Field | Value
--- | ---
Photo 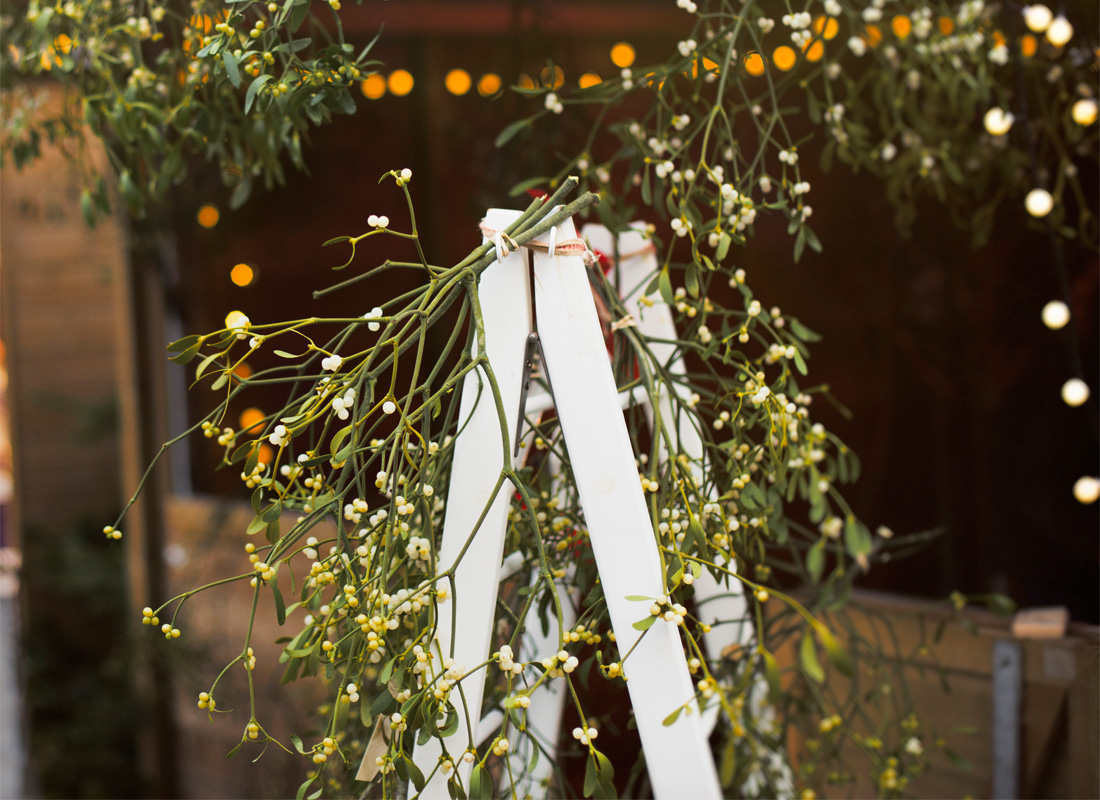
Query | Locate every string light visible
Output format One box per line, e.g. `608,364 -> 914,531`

360,74 -> 386,99
445,69 -> 471,96
1022,4 -> 1052,32
773,46 -> 796,71
983,108 -> 1014,136
1025,188 -> 1054,218
1071,98 -> 1098,127
1041,300 -> 1070,330
1045,15 -> 1073,47
1061,378 -> 1090,407
1073,476 -> 1100,504
477,73 -> 502,97
610,42 -> 635,69
387,69 -> 414,97
230,263 -> 255,287
197,203 -> 220,228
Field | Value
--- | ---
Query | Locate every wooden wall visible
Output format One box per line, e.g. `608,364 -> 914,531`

0,104 -> 127,542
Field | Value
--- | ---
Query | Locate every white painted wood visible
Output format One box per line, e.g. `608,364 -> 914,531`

531,216 -> 721,799
412,209 -> 534,795
582,223 -> 751,674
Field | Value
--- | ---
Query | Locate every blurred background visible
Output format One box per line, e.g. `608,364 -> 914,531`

1,1 -> 1096,798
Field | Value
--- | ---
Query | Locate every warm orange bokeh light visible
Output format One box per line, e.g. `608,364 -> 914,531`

388,69 -> 414,96
610,42 -> 636,68
1020,34 -> 1038,57
938,16 -> 954,35
239,407 -> 265,434
540,65 -> 564,89
444,68 -> 471,95
478,73 -> 502,96
773,46 -> 797,71
197,203 -> 220,228
864,24 -> 883,47
257,443 -> 275,465
578,72 -> 602,89
517,73 -> 536,90
744,52 -> 766,76
360,74 -> 386,99
230,263 -> 254,287
234,363 -> 253,380
813,15 -> 840,40
892,15 -> 912,38
804,40 -> 826,61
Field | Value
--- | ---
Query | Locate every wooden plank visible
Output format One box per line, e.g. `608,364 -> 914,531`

530,214 -> 720,799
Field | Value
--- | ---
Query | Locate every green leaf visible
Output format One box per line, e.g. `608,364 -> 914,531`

814,623 -> 853,676
632,615 -> 657,632
719,737 -> 736,786
658,267 -> 673,306
685,261 -> 699,298
272,582 -> 286,624
290,733 -> 307,754
223,50 -> 241,88
789,319 -> 822,342
369,690 -> 398,717
584,752 -> 600,797
403,756 -> 426,792
761,648 -> 782,702
843,517 -> 872,559
230,442 -> 253,464
662,706 -> 682,726
806,539 -> 825,584
469,765 -> 493,800
295,776 -> 315,800
330,425 -> 353,457
210,372 -> 230,391
800,633 -> 825,683
791,348 -> 808,375
195,351 -> 221,381
793,227 -> 807,263
168,341 -> 203,364
495,118 -> 532,148
379,656 -> 396,684
447,777 -> 467,800
273,37 -> 312,54
245,74 -> 273,114
715,232 -> 731,263
624,595 -> 651,602
247,514 -> 268,535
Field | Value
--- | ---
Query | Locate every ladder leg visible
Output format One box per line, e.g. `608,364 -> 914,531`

412,209 -> 534,796
532,220 -> 721,800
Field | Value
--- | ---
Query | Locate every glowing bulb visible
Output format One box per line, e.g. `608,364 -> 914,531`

444,69 -> 471,96
1041,300 -> 1070,330
230,263 -> 255,287
983,108 -> 1014,136
1071,98 -> 1098,127
1025,188 -> 1054,218
1073,476 -> 1100,504
610,42 -> 636,68
1045,15 -> 1073,46
1061,378 -> 1090,407
197,203 -> 220,228
1022,4 -> 1053,32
